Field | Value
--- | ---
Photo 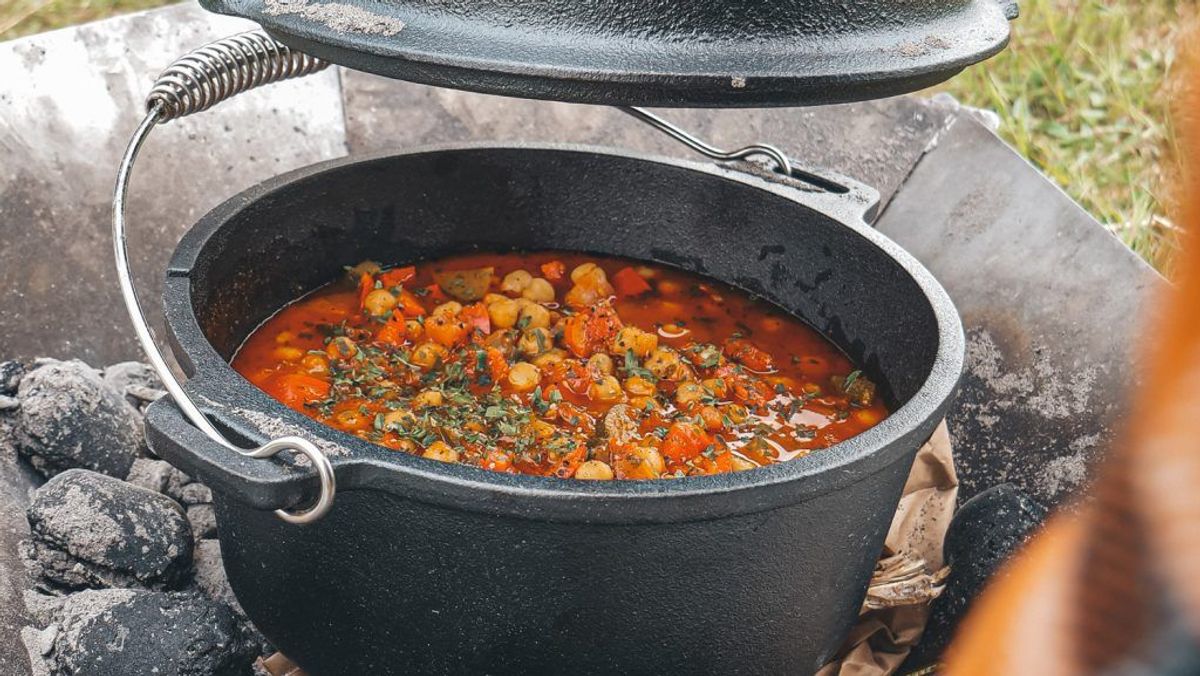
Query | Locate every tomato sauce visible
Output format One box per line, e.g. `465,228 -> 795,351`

232,252 -> 888,479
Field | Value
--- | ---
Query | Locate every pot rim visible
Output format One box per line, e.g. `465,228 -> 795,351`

162,142 -> 964,523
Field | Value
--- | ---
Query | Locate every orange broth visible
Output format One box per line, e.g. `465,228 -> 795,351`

232,252 -> 888,479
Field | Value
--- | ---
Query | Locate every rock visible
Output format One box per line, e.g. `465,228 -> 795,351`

0,395 -> 19,412
38,588 -> 256,676
179,482 -> 213,506
125,457 -> 191,499
0,360 -> 28,396
192,540 -> 239,613
102,362 -> 165,410
187,504 -> 218,540
14,360 -> 143,478
23,470 -> 193,592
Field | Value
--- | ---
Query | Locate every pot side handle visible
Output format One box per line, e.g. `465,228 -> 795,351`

144,397 -> 319,512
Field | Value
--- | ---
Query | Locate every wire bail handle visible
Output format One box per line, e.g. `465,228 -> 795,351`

115,31 -> 814,523
113,32 -> 334,524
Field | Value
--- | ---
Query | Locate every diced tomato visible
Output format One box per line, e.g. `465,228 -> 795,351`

485,347 -> 509,383
396,290 -> 426,317
724,338 -> 775,373
547,443 -> 587,479
612,266 -> 651,297
460,302 -> 491,335
267,372 -> 330,411
422,284 -> 448,302
562,314 -> 590,357
482,450 -> 513,473
378,266 -> 416,288
540,260 -> 566,282
586,304 -> 623,345
375,315 -> 408,346
660,422 -> 713,463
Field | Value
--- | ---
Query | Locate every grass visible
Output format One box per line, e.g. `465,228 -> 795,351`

0,0 -> 1189,274
934,0 -> 1189,275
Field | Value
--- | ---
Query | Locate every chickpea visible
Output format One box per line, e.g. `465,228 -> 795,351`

422,440 -> 459,463
645,348 -> 683,380
570,263 -> 598,283
629,395 -> 659,412
627,445 -> 666,477
272,346 -> 303,362
274,331 -> 295,345
518,327 -> 553,357
501,269 -> 533,294
325,336 -> 357,361
410,341 -> 448,369
301,353 -> 329,375
731,454 -> 759,472
425,314 -> 467,347
588,375 -> 624,403
405,319 -> 424,341
624,376 -> 657,397
611,326 -> 658,358
487,297 -> 521,329
575,459 -> 615,480
702,378 -> 729,399
483,293 -> 509,305
412,389 -> 444,409
854,409 -> 882,426
698,405 -> 724,431
657,279 -> 682,295
675,381 -> 706,407
382,409 -> 414,431
433,301 -> 463,317
530,419 -> 557,439
334,408 -> 370,431
586,353 -> 614,378
507,362 -> 541,392
518,303 -> 551,330
533,349 -> 568,368
522,278 -> 555,303
363,289 -> 398,317
564,283 -> 601,309
722,403 -> 750,424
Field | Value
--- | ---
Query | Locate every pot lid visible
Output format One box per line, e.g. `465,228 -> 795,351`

200,0 -> 1018,107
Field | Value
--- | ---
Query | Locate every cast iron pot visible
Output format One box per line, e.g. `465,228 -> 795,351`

144,144 -> 964,675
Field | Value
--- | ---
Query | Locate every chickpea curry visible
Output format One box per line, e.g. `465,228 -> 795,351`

233,253 -> 887,480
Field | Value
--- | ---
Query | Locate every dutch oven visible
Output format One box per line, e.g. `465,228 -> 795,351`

113,1 -> 1014,672
142,144 -> 964,674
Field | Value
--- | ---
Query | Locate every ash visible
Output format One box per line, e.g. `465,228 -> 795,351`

0,358 -> 271,675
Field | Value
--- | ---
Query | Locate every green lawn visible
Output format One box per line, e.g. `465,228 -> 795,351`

0,0 -> 1188,274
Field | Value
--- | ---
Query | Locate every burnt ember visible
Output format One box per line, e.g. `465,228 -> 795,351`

0,358 -> 270,675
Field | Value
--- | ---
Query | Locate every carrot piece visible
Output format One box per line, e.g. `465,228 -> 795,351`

378,266 -> 416,288
268,372 -> 331,411
724,338 -> 775,373
541,260 -> 566,282
562,314 -> 591,357
396,290 -> 426,317
357,273 -> 373,308
660,422 -> 713,463
422,284 -> 448,302
612,266 -> 651,297
460,302 -> 491,335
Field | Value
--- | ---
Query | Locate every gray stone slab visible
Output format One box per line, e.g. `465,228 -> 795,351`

340,69 -> 956,212
0,4 -> 347,365
0,422 -> 39,676
875,116 -> 1163,507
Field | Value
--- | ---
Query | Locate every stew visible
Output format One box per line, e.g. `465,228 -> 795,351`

233,252 -> 887,479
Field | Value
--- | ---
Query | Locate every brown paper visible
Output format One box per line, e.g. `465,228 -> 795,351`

817,421 -> 958,676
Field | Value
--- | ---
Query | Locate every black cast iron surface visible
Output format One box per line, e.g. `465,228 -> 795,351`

145,146 -> 963,674
200,0 -> 1017,107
